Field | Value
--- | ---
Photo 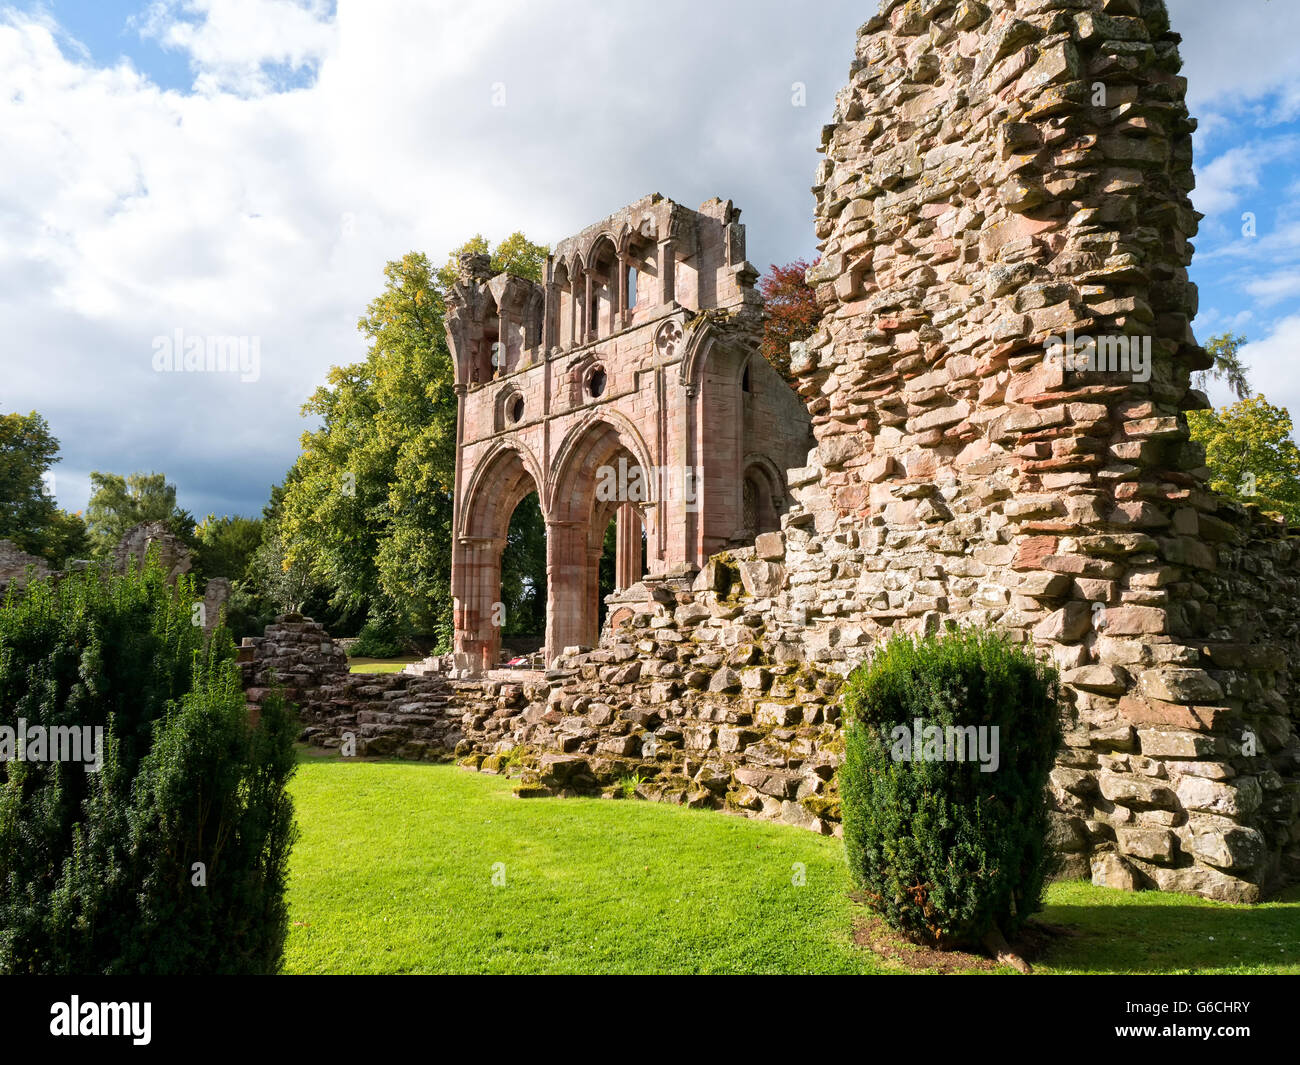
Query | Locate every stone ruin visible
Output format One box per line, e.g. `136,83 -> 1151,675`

0,540 -> 50,598
445,193 -> 811,670
112,520 -> 232,629
2,520 -> 230,631
111,519 -> 193,584
248,0 -> 1299,904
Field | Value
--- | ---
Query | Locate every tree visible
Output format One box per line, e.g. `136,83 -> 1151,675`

437,230 -> 549,289
250,524 -> 319,616
0,560 -> 298,974
500,493 -> 548,637
281,234 -> 548,645
840,628 -> 1061,948
193,514 -> 263,582
757,258 -> 821,383
85,471 -> 195,558
1187,394 -> 1300,523
0,409 -> 88,565
1194,332 -> 1252,400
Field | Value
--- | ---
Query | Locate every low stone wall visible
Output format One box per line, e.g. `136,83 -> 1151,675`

240,614 -> 468,760
453,575 -> 847,832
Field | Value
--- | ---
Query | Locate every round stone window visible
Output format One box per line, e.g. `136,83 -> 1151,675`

587,367 -> 607,399
508,394 -> 525,423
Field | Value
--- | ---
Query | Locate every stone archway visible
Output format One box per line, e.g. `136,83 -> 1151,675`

454,443 -> 545,671
547,417 -> 653,659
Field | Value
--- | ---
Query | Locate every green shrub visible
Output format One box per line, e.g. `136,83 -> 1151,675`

0,557 -> 298,973
840,627 -> 1062,947
348,611 -> 409,659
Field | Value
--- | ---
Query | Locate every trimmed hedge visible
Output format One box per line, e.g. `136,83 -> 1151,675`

0,558 -> 298,973
840,627 -> 1062,946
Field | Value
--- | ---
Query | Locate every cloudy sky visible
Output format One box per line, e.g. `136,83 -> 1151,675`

2,0 -> 1298,520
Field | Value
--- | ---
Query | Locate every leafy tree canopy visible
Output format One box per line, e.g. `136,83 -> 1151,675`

757,259 -> 820,384
280,234 -> 548,642
0,409 -> 89,566
1187,393 -> 1300,524
1194,332 -> 1251,400
85,471 -> 195,558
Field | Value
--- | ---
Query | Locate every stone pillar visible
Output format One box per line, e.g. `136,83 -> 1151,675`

658,239 -> 675,306
617,253 -> 629,330
584,271 -> 595,343
569,270 -> 580,349
545,520 -> 588,661
453,536 -> 503,672
543,280 -> 556,351
615,503 -> 641,590
585,541 -> 605,647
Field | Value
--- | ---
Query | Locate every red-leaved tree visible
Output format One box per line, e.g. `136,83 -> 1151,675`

758,258 -> 821,384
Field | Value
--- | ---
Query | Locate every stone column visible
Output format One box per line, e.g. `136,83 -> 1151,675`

658,239 -> 675,306
585,541 -> 605,647
543,280 -> 556,352
584,271 -> 595,343
569,270 -> 580,349
617,253 -> 629,330
452,535 -> 503,673
615,503 -> 641,590
545,520 -> 587,662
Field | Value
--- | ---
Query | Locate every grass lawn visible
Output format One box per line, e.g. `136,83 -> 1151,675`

347,655 -> 422,674
283,755 -> 1300,975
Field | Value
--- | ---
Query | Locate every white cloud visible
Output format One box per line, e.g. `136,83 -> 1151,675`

0,0 -> 862,517
1225,316 -> 1300,420
1190,134 -> 1299,217
1174,0 -> 1300,121
134,0 -> 336,95
1245,269 -> 1300,306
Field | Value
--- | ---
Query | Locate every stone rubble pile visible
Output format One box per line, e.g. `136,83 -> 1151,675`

240,615 -> 467,759
452,561 -> 846,832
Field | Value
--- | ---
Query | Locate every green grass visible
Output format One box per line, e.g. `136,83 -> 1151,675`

1035,880 -> 1300,974
347,655 -> 421,674
283,757 -> 1300,975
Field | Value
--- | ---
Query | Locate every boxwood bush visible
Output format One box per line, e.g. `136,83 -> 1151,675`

0,557 -> 298,973
840,627 -> 1062,947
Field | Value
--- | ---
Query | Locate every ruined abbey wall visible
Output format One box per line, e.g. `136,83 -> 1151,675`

253,0 -> 1300,905
763,0 -> 1300,902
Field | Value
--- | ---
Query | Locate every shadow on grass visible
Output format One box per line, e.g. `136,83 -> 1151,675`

1033,883 -> 1300,974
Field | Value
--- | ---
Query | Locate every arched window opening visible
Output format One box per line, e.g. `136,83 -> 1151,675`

499,491 -> 547,663
743,477 -> 758,537
742,466 -> 782,539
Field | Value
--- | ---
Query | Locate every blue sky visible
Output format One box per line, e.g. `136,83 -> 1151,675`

2,0 -> 1299,521
20,0 -> 193,90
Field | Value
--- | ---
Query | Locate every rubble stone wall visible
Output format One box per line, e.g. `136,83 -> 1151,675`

239,615 -> 468,759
